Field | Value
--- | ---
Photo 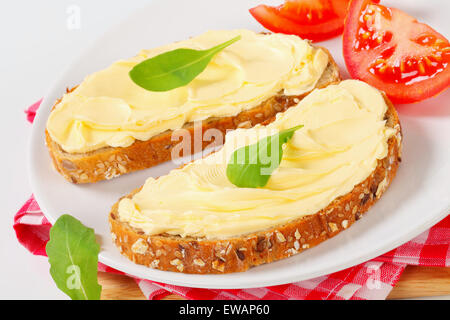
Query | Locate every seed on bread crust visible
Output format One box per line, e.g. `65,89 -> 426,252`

61,160 -> 77,171
328,222 -> 338,233
236,249 -> 245,261
117,164 -> 127,174
286,248 -> 298,256
170,259 -> 184,272
225,243 -> 233,255
342,220 -> 349,229
131,238 -> 148,255
193,259 -> 205,267
237,121 -> 252,129
256,236 -> 267,252
212,260 -> 225,272
275,231 -> 286,243
150,259 -> 160,268
376,177 -> 389,199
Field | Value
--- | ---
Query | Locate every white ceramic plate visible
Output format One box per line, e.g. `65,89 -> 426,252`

29,0 -> 450,289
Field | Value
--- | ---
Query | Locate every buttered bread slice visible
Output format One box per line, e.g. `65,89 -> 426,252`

109,80 -> 402,274
45,29 -> 339,183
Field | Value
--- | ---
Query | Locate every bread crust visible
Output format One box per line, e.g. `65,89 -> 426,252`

45,46 -> 340,184
109,93 -> 402,274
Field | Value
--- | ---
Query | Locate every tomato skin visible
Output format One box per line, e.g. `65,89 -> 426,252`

250,5 -> 341,42
343,0 -> 450,104
249,1 -> 351,42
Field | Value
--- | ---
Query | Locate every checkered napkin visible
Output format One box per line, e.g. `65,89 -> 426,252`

16,101 -> 449,300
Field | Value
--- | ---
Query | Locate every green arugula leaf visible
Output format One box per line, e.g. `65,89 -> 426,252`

46,214 -> 102,300
129,35 -> 241,92
226,125 -> 304,188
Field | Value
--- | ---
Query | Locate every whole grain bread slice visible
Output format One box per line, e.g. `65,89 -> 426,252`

45,46 -> 340,184
109,93 -> 402,274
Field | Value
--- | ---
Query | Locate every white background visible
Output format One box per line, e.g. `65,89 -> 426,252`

0,0 -> 448,299
0,0 -> 149,300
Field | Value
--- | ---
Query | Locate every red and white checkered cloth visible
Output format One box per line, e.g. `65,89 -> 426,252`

16,101 -> 449,300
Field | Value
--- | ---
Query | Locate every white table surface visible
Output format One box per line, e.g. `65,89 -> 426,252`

0,0 -> 149,300
0,0 -> 448,300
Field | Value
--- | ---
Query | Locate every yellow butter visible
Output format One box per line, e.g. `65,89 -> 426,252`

118,80 -> 397,240
46,30 -> 329,153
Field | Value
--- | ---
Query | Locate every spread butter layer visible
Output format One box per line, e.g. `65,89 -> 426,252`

118,80 -> 397,240
47,29 -> 329,153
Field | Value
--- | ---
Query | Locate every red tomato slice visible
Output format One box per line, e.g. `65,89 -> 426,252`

250,0 -> 352,42
343,0 -> 450,103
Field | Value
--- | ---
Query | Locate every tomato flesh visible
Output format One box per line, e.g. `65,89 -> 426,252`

343,0 -> 450,103
250,0 -> 351,42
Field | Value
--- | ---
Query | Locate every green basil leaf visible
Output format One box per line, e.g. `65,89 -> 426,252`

129,35 -> 241,92
226,125 -> 304,188
46,214 -> 102,300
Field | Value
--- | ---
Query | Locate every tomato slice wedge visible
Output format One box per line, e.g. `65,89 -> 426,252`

250,0 -> 352,42
343,0 -> 450,103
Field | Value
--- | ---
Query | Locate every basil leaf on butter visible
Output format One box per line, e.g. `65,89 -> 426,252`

226,125 -> 304,188
129,35 -> 241,92
46,214 -> 102,300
